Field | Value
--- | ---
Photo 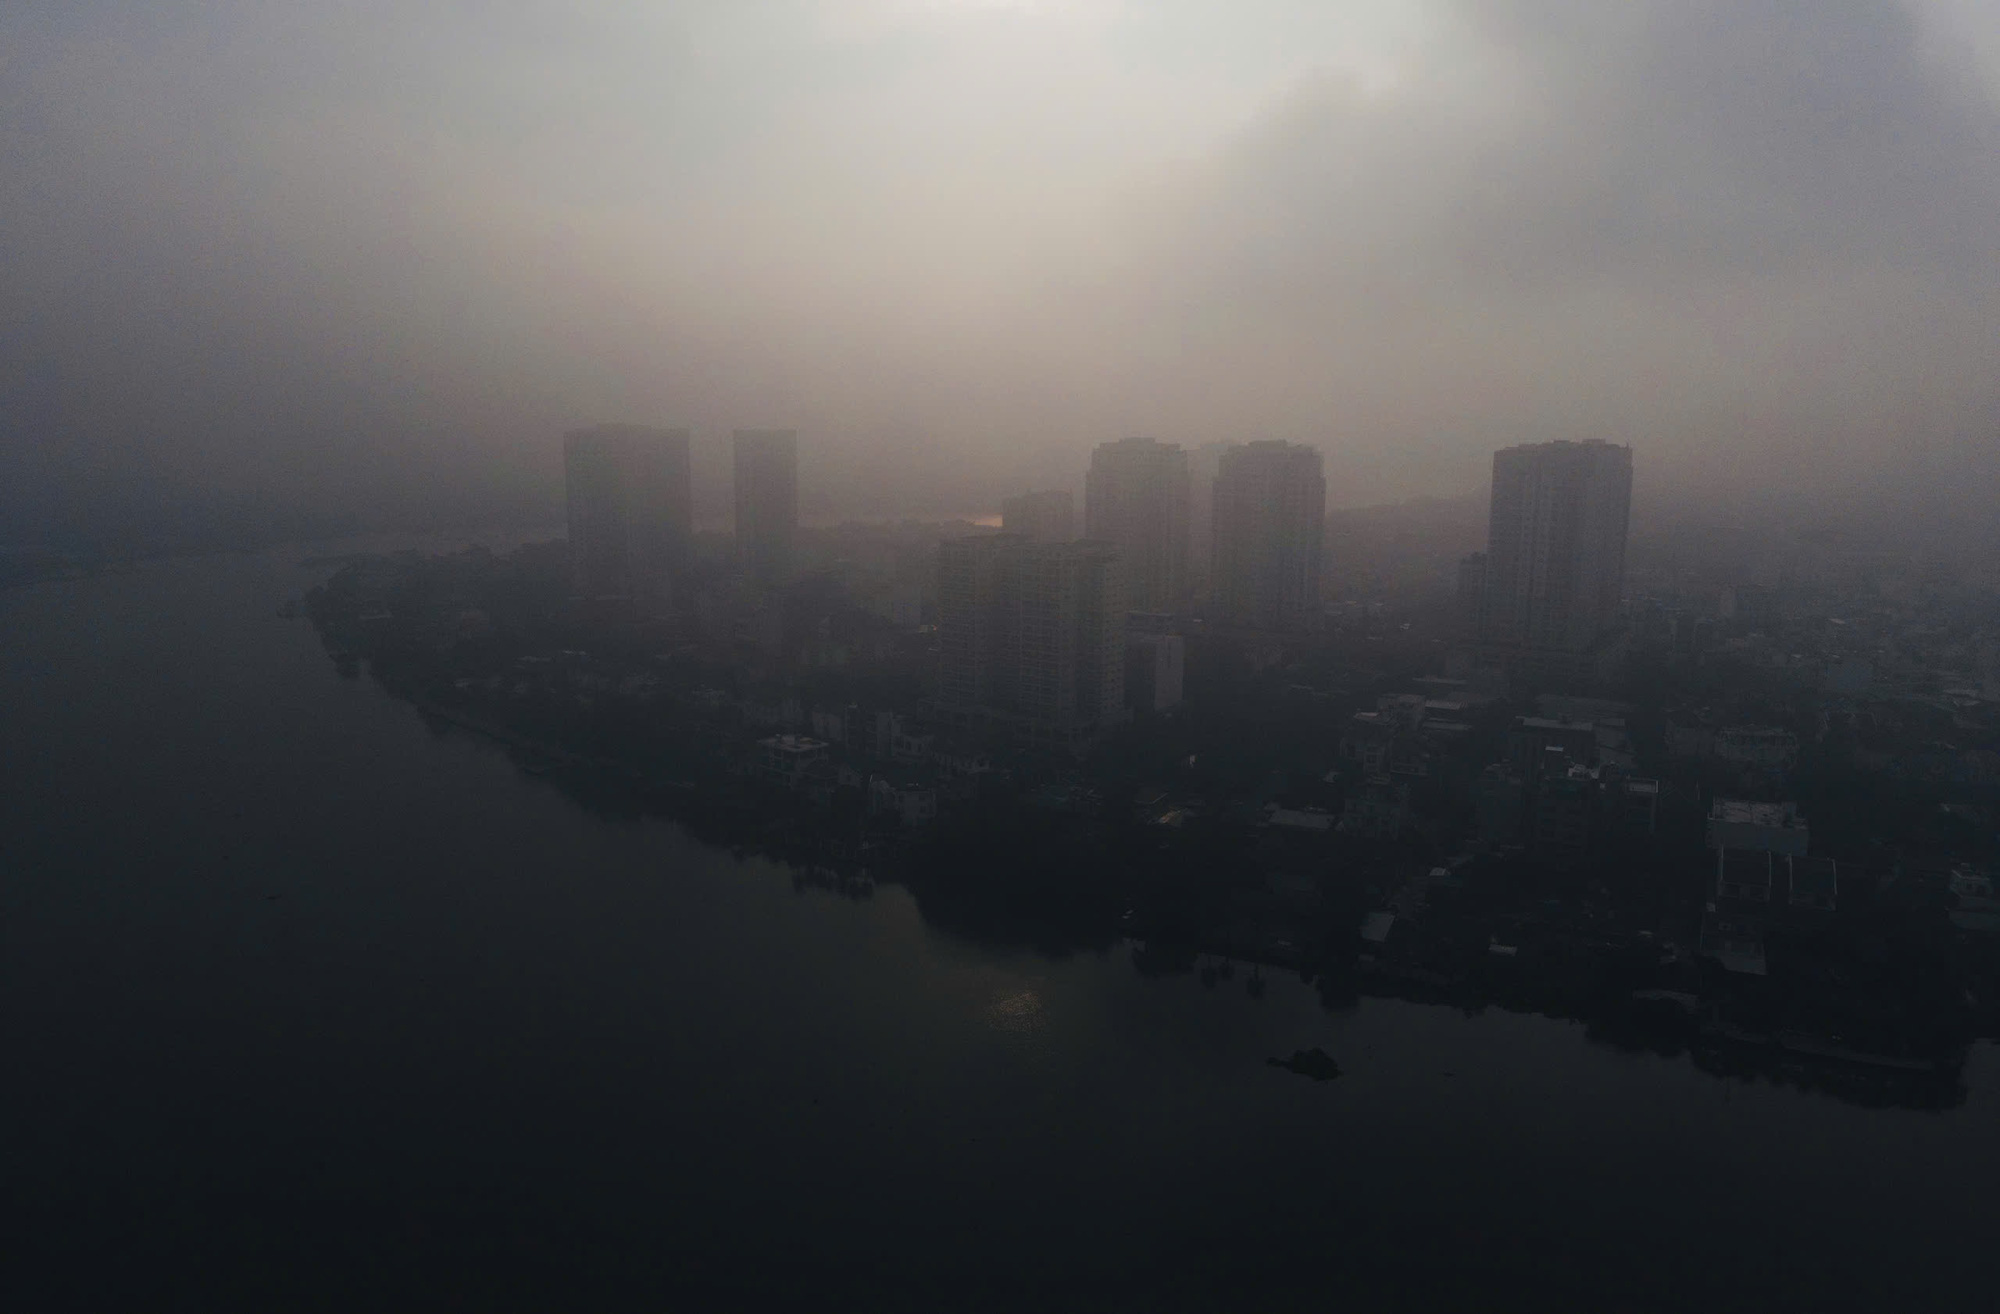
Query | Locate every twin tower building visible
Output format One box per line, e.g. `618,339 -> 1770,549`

563,425 -> 795,603
939,438 -> 1327,743
564,426 -> 1329,632
998,437 -> 1329,628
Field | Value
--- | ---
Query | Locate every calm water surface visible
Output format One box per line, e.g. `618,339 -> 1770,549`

3,547 -> 1995,1311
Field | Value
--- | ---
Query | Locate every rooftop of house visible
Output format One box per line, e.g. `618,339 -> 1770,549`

1266,805 -> 1334,832
1516,717 -> 1596,733
1710,799 -> 1804,827
760,735 -> 830,755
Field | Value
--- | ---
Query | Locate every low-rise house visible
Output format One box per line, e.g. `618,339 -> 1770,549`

868,775 -> 937,827
873,710 -> 935,763
1948,866 -> 2000,933
1025,781 -> 1102,815
891,726 -> 935,764
1338,777 -> 1409,839
931,745 -> 993,779
1263,805 -> 1333,833
1717,847 -> 1775,904
798,757 -> 843,806
1617,778 -> 1661,836
1533,765 -> 1595,867
1473,763 -> 1527,848
1727,849 -> 1837,916
756,735 -> 830,786
1714,725 -> 1799,780
1508,717 -> 1598,773
1341,693 -> 1463,778
1706,799 -> 1810,855
1666,713 -> 1718,760
743,691 -> 805,729
810,704 -> 861,745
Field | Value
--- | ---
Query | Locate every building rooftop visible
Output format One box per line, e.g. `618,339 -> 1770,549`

1517,716 -> 1596,733
1709,799 -> 1802,827
1717,724 -> 1799,741
759,735 -> 830,754
1266,805 -> 1334,832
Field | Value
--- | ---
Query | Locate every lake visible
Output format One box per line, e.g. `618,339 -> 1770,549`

3,545 -> 1994,1311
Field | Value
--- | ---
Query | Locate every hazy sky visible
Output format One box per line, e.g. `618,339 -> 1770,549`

5,0 -> 1999,533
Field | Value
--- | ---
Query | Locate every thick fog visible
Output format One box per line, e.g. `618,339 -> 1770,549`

5,0 -> 1999,543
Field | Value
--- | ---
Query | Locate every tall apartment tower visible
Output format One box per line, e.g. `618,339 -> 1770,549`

937,535 -> 1124,740
1475,439 -> 1633,654
1210,441 -> 1326,631
1186,441 -> 1230,602
1084,438 -> 1190,613
1000,490 -> 1075,543
563,424 -> 692,605
733,429 -> 799,587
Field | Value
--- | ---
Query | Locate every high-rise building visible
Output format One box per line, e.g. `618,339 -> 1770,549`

1084,438 -> 1190,613
1000,490 -> 1074,543
1474,440 -> 1632,655
1210,441 -> 1325,631
1186,441 -> 1230,603
733,429 -> 798,587
937,534 -> 1124,741
1125,631 -> 1185,713
937,536 -> 1008,714
563,424 -> 692,605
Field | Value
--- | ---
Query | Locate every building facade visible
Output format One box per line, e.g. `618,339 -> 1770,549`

1706,799 -> 1810,855
563,424 -> 692,606
1125,631 -> 1185,713
1084,438 -> 1190,613
1475,439 -> 1632,658
733,429 -> 799,587
1186,441 -> 1230,602
1210,441 -> 1326,631
1000,490 -> 1075,543
937,534 -> 1125,741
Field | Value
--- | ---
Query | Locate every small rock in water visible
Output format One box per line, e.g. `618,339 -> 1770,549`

1267,1048 -> 1343,1081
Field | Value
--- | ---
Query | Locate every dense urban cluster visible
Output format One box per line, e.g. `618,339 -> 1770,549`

304,427 -> 2000,1108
